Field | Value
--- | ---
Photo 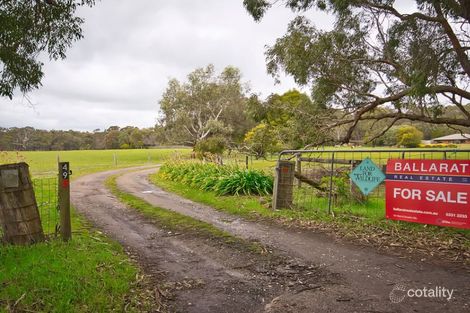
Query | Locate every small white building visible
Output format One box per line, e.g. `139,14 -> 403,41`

431,133 -> 470,144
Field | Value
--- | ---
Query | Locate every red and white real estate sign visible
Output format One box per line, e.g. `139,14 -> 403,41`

386,159 -> 470,229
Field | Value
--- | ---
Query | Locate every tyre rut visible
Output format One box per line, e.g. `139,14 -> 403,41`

114,167 -> 470,313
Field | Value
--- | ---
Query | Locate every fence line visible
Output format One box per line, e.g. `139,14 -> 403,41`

274,149 -> 470,217
33,177 -> 59,236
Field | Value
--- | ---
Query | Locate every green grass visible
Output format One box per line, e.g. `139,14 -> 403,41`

105,174 -> 263,253
150,171 -> 470,259
0,149 -> 193,313
223,146 -> 470,176
0,213 -> 150,313
0,148 -> 191,177
224,146 -> 470,223
152,173 -> 273,219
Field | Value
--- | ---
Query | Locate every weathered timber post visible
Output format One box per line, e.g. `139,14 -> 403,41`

0,163 -> 45,245
272,160 -> 295,210
58,162 -> 71,241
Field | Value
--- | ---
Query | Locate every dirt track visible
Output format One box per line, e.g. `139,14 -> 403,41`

72,166 -> 470,313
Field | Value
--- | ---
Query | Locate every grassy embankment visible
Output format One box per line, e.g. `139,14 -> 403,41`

150,147 -> 470,263
0,148 -> 190,312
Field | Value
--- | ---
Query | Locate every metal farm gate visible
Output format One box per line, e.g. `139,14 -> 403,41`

272,149 -> 470,219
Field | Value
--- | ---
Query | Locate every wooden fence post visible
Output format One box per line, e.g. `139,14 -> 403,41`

58,162 -> 71,241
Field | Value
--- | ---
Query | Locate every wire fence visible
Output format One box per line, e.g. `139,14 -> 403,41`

0,176 -> 59,241
215,150 -> 279,170
33,177 -> 59,236
276,149 -> 470,219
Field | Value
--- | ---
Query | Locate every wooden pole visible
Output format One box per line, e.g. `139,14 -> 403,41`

58,162 -> 71,241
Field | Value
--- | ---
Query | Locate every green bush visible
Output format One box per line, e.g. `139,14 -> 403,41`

396,125 -> 423,148
243,123 -> 282,159
194,136 -> 227,156
159,162 -> 273,196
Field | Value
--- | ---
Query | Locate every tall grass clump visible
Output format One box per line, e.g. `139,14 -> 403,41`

159,162 -> 273,196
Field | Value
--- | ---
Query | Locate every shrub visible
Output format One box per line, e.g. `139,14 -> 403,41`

214,169 -> 273,196
194,136 -> 227,156
396,125 -> 423,148
159,162 -> 273,196
243,123 -> 282,159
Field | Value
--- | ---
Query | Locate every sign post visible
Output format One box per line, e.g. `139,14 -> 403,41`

386,159 -> 469,229
58,162 -> 72,241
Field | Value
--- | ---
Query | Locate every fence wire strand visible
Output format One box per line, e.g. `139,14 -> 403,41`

277,149 -> 470,218
33,177 -> 59,236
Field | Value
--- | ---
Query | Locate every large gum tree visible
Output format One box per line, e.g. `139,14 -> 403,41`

158,64 -> 250,146
243,0 -> 470,143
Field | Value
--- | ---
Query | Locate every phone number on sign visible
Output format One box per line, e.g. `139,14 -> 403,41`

445,212 -> 468,219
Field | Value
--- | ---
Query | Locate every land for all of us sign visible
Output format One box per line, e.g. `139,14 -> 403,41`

386,159 -> 470,229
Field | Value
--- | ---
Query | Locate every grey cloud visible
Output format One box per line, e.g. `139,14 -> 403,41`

1,0 -> 332,131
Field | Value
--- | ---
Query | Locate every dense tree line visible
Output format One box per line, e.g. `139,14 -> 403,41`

156,65 -> 468,158
0,126 -> 162,151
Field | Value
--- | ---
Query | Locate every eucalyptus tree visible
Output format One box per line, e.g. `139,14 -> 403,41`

158,64 -> 250,146
243,0 -> 470,143
0,0 -> 96,98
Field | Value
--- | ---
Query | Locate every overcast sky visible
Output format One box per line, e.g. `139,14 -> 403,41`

0,0 -> 333,131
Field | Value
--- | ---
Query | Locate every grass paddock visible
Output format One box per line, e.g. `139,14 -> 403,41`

0,148 -> 192,312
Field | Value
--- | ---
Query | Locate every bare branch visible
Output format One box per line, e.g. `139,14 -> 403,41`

364,116 -> 400,144
442,93 -> 470,119
361,1 -> 444,23
432,85 -> 470,100
340,87 -> 413,142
